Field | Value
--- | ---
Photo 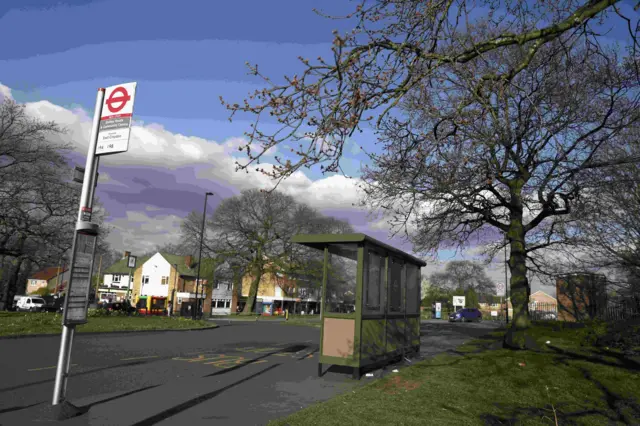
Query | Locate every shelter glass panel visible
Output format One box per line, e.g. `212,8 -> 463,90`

364,250 -> 384,313
388,257 -> 403,313
325,245 -> 358,314
405,263 -> 420,314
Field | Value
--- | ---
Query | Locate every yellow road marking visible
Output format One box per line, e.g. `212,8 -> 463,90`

28,364 -> 77,372
120,355 -> 159,361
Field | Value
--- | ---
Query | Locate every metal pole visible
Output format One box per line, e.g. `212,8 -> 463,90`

173,264 -> 178,316
127,267 -> 133,302
52,87 -> 104,406
94,254 -> 102,303
194,192 -> 212,320
505,232 -> 509,324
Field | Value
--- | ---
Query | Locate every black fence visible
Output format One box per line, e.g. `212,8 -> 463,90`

602,304 -> 640,322
530,302 -> 558,321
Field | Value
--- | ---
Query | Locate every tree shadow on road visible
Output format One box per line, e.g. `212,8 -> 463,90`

131,363 -> 281,426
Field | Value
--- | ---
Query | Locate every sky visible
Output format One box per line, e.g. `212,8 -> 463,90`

6,0 -> 635,296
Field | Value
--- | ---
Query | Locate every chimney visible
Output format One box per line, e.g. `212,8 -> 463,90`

185,255 -> 192,267
124,251 -> 131,260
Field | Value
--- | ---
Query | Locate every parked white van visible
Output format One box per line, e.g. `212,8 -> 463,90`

15,296 -> 47,312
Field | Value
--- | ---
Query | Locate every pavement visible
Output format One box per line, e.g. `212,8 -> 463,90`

0,319 -> 502,426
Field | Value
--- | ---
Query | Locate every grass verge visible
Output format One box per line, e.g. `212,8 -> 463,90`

0,311 -> 216,337
210,314 -> 321,327
269,321 -> 640,426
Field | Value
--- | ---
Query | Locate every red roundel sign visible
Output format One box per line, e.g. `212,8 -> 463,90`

105,86 -> 131,113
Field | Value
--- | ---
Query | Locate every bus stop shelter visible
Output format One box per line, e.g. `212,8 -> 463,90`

292,233 -> 426,379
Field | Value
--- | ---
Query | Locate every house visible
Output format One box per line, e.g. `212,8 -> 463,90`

26,267 -> 62,295
238,267 -> 321,315
100,251 -> 150,303
130,253 -> 213,316
211,280 -> 233,315
556,273 -> 607,322
529,290 -> 557,311
46,267 -> 70,295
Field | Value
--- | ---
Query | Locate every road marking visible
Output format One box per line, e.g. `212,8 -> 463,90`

120,355 -> 159,361
236,347 -> 278,354
28,364 -> 77,372
172,353 -> 269,369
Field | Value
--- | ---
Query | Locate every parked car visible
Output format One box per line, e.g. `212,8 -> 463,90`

449,308 -> 482,322
16,296 -> 47,312
533,311 -> 557,321
40,295 -> 64,313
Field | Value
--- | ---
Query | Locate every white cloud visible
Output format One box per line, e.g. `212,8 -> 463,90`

106,211 -> 183,254
11,87 -> 365,212
0,84 -> 12,103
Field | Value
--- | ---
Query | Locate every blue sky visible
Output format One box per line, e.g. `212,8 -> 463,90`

4,0 -> 634,293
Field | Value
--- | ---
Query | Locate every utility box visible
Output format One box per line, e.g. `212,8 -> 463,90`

292,233 -> 426,379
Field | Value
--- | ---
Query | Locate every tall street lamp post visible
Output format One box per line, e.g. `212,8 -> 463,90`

194,191 -> 214,320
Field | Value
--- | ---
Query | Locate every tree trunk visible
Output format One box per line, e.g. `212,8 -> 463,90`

242,261 -> 263,314
503,185 -> 536,350
2,257 -> 25,310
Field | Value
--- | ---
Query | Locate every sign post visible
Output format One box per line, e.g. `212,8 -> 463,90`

127,255 -> 136,302
96,83 -> 137,156
52,83 -> 137,415
453,296 -> 466,312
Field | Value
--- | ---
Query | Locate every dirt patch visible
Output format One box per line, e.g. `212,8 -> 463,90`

377,375 -> 421,395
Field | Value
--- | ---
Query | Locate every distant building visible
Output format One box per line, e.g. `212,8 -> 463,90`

100,251 -> 149,302
47,267 -> 70,295
26,267 -> 61,294
556,273 -> 607,322
238,267 -> 321,315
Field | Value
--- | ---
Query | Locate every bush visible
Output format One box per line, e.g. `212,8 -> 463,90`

594,317 -> 640,352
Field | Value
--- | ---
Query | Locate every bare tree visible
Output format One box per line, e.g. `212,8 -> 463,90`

361,39 -> 639,348
222,0 -> 639,186
221,2 -> 640,348
557,132 -> 640,307
430,261 -> 496,294
182,190 -> 354,314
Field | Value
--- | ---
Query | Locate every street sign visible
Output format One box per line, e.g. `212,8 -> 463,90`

96,82 -> 137,156
73,166 -> 99,186
127,255 -> 137,269
453,296 -> 465,307
62,224 -> 98,325
496,282 -> 506,296
81,206 -> 92,222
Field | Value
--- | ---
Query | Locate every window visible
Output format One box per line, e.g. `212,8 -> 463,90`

364,250 -> 384,313
325,244 -> 358,314
405,263 -> 420,314
161,276 -> 169,285
142,276 -> 149,285
112,275 -> 121,283
388,257 -> 403,313
214,299 -> 228,309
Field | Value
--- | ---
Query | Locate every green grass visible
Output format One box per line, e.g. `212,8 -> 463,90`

0,311 -> 216,337
269,321 -> 640,426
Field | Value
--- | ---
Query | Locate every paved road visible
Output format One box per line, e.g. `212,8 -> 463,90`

0,319 -> 501,425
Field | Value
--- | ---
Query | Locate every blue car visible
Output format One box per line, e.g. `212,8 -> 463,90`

449,308 -> 482,322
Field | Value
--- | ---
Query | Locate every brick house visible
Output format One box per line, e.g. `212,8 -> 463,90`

556,273 -> 607,322
237,267 -> 321,315
26,267 -> 61,295
529,290 -> 557,310
46,267 -> 70,295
